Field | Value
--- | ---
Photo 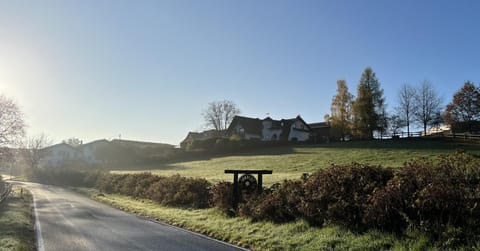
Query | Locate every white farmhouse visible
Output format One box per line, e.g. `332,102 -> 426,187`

227,115 -> 312,142
39,143 -> 82,168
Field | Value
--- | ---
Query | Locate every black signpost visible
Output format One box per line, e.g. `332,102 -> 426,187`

224,169 -> 273,210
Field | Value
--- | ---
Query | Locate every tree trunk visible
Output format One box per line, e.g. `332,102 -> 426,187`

407,121 -> 410,137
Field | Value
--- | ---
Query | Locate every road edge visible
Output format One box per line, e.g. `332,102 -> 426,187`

75,189 -> 250,251
30,191 -> 45,251
142,215 -> 250,251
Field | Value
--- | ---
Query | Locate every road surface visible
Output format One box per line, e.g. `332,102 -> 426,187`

14,182 -> 246,251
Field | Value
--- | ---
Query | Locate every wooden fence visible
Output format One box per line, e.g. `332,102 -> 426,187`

377,131 -> 423,140
444,133 -> 480,140
377,131 -> 480,141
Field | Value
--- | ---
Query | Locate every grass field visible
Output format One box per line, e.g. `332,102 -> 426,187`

113,138 -> 480,185
0,186 -> 35,251
76,188 -> 469,251
83,139 -> 480,250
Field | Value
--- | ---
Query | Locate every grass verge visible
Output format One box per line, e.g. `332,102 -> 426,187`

75,187 -> 449,251
0,186 -> 35,251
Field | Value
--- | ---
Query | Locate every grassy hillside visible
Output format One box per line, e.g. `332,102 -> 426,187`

113,138 -> 480,185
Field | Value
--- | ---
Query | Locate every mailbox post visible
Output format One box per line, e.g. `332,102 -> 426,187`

224,169 -> 273,210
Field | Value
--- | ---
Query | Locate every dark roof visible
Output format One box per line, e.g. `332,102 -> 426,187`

309,122 -> 330,129
181,130 -> 226,143
275,116 -> 309,138
111,139 -> 174,148
228,115 -> 312,139
293,115 -> 312,131
80,139 -> 109,147
227,116 -> 263,135
41,143 -> 80,152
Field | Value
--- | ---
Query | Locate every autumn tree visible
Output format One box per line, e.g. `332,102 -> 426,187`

413,80 -> 442,135
330,80 -> 353,141
202,100 -> 240,130
396,84 -> 415,137
352,67 -> 386,139
444,81 -> 480,132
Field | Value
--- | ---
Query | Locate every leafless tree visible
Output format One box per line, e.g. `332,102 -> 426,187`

396,84 -> 415,137
389,114 -> 406,136
202,100 -> 240,130
64,137 -> 82,147
0,95 -> 25,148
22,134 -> 52,169
413,80 -> 442,135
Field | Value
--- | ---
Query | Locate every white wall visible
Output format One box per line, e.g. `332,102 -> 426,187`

262,128 -> 282,141
288,120 -> 310,141
81,141 -> 109,164
39,145 -> 81,168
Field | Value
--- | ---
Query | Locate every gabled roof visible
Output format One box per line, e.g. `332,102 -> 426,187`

182,130 -> 226,143
228,115 -> 312,138
80,139 -> 109,148
42,143 -> 80,152
111,139 -> 174,149
277,116 -> 311,138
291,115 -> 312,131
227,116 -> 263,135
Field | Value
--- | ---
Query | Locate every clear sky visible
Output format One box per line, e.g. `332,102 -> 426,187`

0,0 -> 479,145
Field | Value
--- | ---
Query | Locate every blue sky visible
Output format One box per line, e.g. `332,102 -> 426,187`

0,0 -> 479,145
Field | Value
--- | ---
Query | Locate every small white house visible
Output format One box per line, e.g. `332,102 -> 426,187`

39,143 -> 82,168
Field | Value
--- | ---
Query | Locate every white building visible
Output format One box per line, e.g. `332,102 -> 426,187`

39,143 -> 82,168
227,115 -> 312,142
79,139 -> 110,164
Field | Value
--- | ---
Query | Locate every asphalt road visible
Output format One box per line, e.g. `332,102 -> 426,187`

14,182 -> 246,251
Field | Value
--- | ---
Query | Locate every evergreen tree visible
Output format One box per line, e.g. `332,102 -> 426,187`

330,80 -> 353,141
352,67 -> 385,139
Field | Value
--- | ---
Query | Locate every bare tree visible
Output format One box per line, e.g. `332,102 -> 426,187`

396,84 -> 415,137
0,95 -> 25,148
413,80 -> 442,135
22,134 -> 52,169
64,137 -> 82,147
202,100 -> 240,130
389,114 -> 406,136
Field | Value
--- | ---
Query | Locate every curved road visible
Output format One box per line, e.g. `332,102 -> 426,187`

14,182 -> 246,251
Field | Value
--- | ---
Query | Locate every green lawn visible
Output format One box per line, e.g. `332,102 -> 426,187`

113,138 -> 480,185
84,139 -> 480,250
0,186 -> 35,251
